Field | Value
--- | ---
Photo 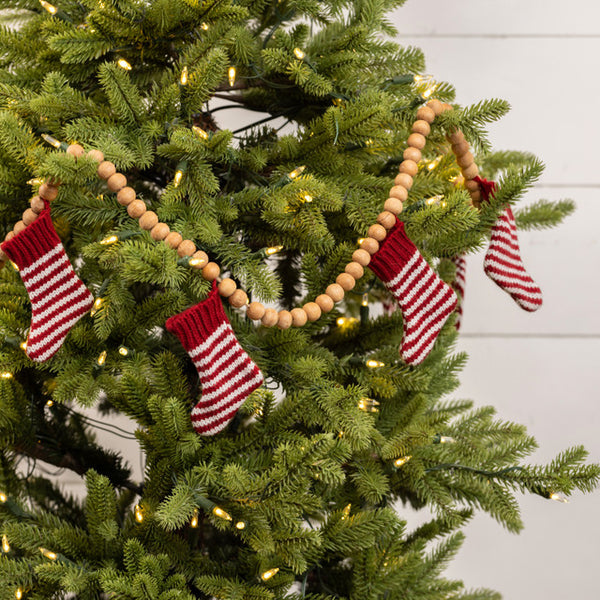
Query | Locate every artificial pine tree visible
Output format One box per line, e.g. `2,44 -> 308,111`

0,1 -> 597,599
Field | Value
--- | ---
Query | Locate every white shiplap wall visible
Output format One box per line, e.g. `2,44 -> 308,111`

391,1 -> 600,598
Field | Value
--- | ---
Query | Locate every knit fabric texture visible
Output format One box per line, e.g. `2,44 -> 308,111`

450,254 -> 467,330
369,219 -> 457,365
1,209 -> 93,362
166,282 -> 263,436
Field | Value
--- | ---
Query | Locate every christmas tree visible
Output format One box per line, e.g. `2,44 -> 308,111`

0,1 -> 597,599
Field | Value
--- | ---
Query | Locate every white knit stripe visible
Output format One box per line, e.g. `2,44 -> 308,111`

194,405 -> 244,436
32,285 -> 90,322
199,362 -> 260,403
21,252 -> 70,289
188,322 -> 230,358
27,310 -> 88,353
400,270 -> 438,317
386,250 -> 420,290
484,256 -> 539,280
29,295 -> 93,339
19,244 -> 64,277
193,343 -> 243,379
395,253 -> 428,297
190,328 -> 240,368
402,288 -> 457,344
487,280 -> 542,300
483,271 -> 542,293
513,297 -> 542,311
491,229 -> 519,248
29,336 -> 64,363
197,351 -> 252,391
484,246 -> 526,266
27,267 -> 73,302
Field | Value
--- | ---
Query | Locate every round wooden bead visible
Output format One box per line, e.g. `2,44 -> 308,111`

399,160 -> 418,177
325,283 -> 345,303
441,102 -> 453,112
412,120 -> 431,136
97,161 -> 116,180
5,231 -> 15,242
0,250 -> 6,262
261,308 -> 279,327
107,173 -> 127,192
367,223 -> 386,242
394,173 -> 413,190
303,302 -> 322,322
218,278 -> 237,298
30,196 -> 45,214
139,211 -> 159,230
315,294 -> 334,313
389,185 -> 408,202
14,221 -> 26,234
39,183 -> 58,202
150,223 -> 170,241
403,147 -> 422,163
448,129 -> 465,145
177,240 -> 196,257
247,302 -> 266,320
377,210 -> 396,230
451,140 -> 470,156
290,307 -> 308,327
87,149 -> 104,163
229,289 -> 248,308
416,106 -> 435,123
359,237 -> 379,255
117,187 -> 136,206
464,179 -> 480,192
164,231 -> 183,249
66,143 -> 85,158
352,248 -> 371,267
191,250 -> 208,268
127,199 -> 146,219
22,208 -> 37,226
384,197 -> 403,215
456,152 -> 474,168
407,133 -> 426,150
427,99 -> 444,115
462,163 -> 479,179
277,310 -> 293,329
202,262 -> 220,281
345,261 -> 364,280
469,190 -> 482,205
336,272 -> 355,291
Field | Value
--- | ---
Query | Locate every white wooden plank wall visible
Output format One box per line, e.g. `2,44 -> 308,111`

392,1 -> 600,598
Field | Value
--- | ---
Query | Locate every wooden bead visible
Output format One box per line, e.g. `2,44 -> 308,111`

325,283 -> 345,303
218,278 -> 237,298
87,149 -> 104,163
360,238 -> 379,254
464,179 -> 480,192
117,187 -> 136,206
336,272 -> 355,291
303,302 -> 322,322
462,163 -> 479,179
377,210 -> 396,230
30,196 -> 45,213
164,231 -> 183,249
247,302 -> 266,320
5,231 -> 15,242
261,308 -> 279,327
139,211 -> 158,230
22,208 -> 37,226
403,147 -> 422,163
469,190 -> 481,205
389,185 -> 408,202
345,261 -> 364,280
384,197 -> 403,215
177,240 -> 196,257
407,133 -> 426,150
97,161 -> 116,180
394,172 -> 413,190
290,307 -> 308,327
127,199 -> 146,219
456,152 -> 474,169
427,99 -> 444,115
202,262 -> 220,281
66,143 -> 85,158
352,248 -> 371,266
441,102 -> 453,112
107,173 -> 127,192
277,310 -> 293,329
229,289 -> 248,308
448,129 -> 465,145
367,223 -> 386,242
150,223 -> 170,241
451,140 -> 470,156
13,221 -> 26,234
412,120 -> 431,136
315,294 -> 334,313
39,183 -> 58,202
0,250 -> 6,262
416,106 -> 435,123
191,250 -> 208,268
399,160 -> 418,177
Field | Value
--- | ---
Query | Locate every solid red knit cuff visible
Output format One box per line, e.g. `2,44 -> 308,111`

165,281 -> 227,352
368,219 -> 418,282
1,209 -> 61,269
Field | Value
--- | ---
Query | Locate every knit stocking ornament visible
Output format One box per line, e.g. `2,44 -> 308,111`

165,282 -> 263,435
477,176 -> 543,312
1,208 -> 94,362
450,254 -> 467,330
369,219 -> 458,365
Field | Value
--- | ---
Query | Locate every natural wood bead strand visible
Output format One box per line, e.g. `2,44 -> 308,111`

290,307 -> 308,327
177,240 -> 196,257
229,289 -> 248,308
427,99 -> 444,115
107,173 -> 127,192
5,231 -> 14,242
384,197 -> 403,215
261,308 -> 279,327
389,185 -> 408,202
412,120 -> 431,136
462,163 -> 478,180
325,283 -> 345,302
303,302 -> 321,321
87,149 -> 104,163
218,278 -> 237,297
352,248 -> 371,266
336,272 -> 355,291
117,187 -> 136,206
150,223 -> 170,240
398,160 -> 418,176
13,221 -> 26,234
403,147 -> 421,163
464,179 -> 479,193
407,133 -> 426,150
277,310 -> 293,329
39,183 -> 59,202
377,210 -> 396,229
66,144 -> 85,158
98,161 -> 116,180
164,231 -> 183,249
359,237 -> 379,255
345,262 -> 364,280
456,152 -> 474,168
448,129 -> 465,145
139,211 -> 159,230
394,173 -> 413,190
30,196 -> 45,213
367,224 -> 386,242
202,262 -> 220,281
22,208 -> 37,226
314,294 -> 333,312
127,200 -> 146,218
191,250 -> 208,268
416,105 -> 435,123
247,302 -> 266,321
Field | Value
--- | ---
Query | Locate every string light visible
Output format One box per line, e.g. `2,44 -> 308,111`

2,534 -> 10,553
293,48 -> 305,59
134,504 -> 144,522
288,165 -> 306,179
201,22 -> 209,30
212,506 -> 232,521
437,435 -> 456,444
192,125 -> 209,140
261,568 -> 279,581
393,456 -> 412,467
9,261 -> 18,271
180,66 -> 188,85
228,66 -> 236,87
0,372 -> 13,379
336,317 -> 358,328
332,98 -> 343,106
90,297 -> 104,317
427,156 -> 442,171
45,399 -> 54,407
97,350 -> 107,366
15,588 -> 23,600
190,508 -> 199,528
173,169 -> 184,187
27,178 -> 44,186
265,245 -> 284,256
358,397 -> 380,413
100,235 -> 118,245
302,193 -> 313,203
117,58 -> 132,71
39,0 -> 58,14
39,547 -> 57,560
357,237 -> 366,245
19,340 -> 27,351
413,74 -> 433,85
364,139 -> 374,147
549,492 -> 569,504
425,195 -> 444,206
188,257 -> 203,267
235,521 -> 246,530
361,293 -> 369,307
341,504 -> 351,520
365,359 -> 385,368
118,346 -> 129,356
0,492 -> 6,503
41,134 -> 61,148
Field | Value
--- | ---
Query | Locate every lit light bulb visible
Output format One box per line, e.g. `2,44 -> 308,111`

117,58 -> 132,71
212,506 -> 232,521
413,74 -> 433,85
357,238 -> 366,245
438,436 -> 456,444
427,156 -> 442,171
293,48 -> 305,59
41,134 -> 61,148
365,359 -> 384,368
2,534 -> 10,553
394,455 -> 412,467
358,397 -> 380,413
549,492 -> 569,504
20,340 -> 27,351
302,193 -> 313,203
39,547 -> 57,560
332,98 -> 343,106
9,261 -> 18,271
336,317 -> 358,329
425,195 -> 444,206
173,170 -> 183,187
190,508 -> 199,528
228,66 -> 236,87
90,297 -> 104,317
288,165 -> 306,179
188,257 -> 203,267
192,125 -> 209,140
97,350 -> 107,366
118,346 -> 129,356
15,588 -> 23,600
0,492 -> 6,503
261,568 -> 279,581
341,504 -> 351,520
134,504 -> 144,522
45,399 -> 54,407
180,66 -> 188,85
235,521 -> 246,530
265,245 -> 283,256
27,178 -> 44,186
364,139 -> 374,147
39,0 -> 58,14
201,22 -> 209,30
100,235 -> 119,245
0,372 -> 13,379
361,293 -> 369,307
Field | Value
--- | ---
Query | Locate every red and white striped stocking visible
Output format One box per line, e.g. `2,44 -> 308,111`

1,208 -> 94,362
369,219 -> 457,365
166,282 -> 263,435
450,254 -> 467,330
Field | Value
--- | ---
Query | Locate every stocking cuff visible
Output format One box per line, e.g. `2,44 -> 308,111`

1,209 -> 61,270
368,219 -> 418,283
165,282 -> 227,352
474,176 -> 497,203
